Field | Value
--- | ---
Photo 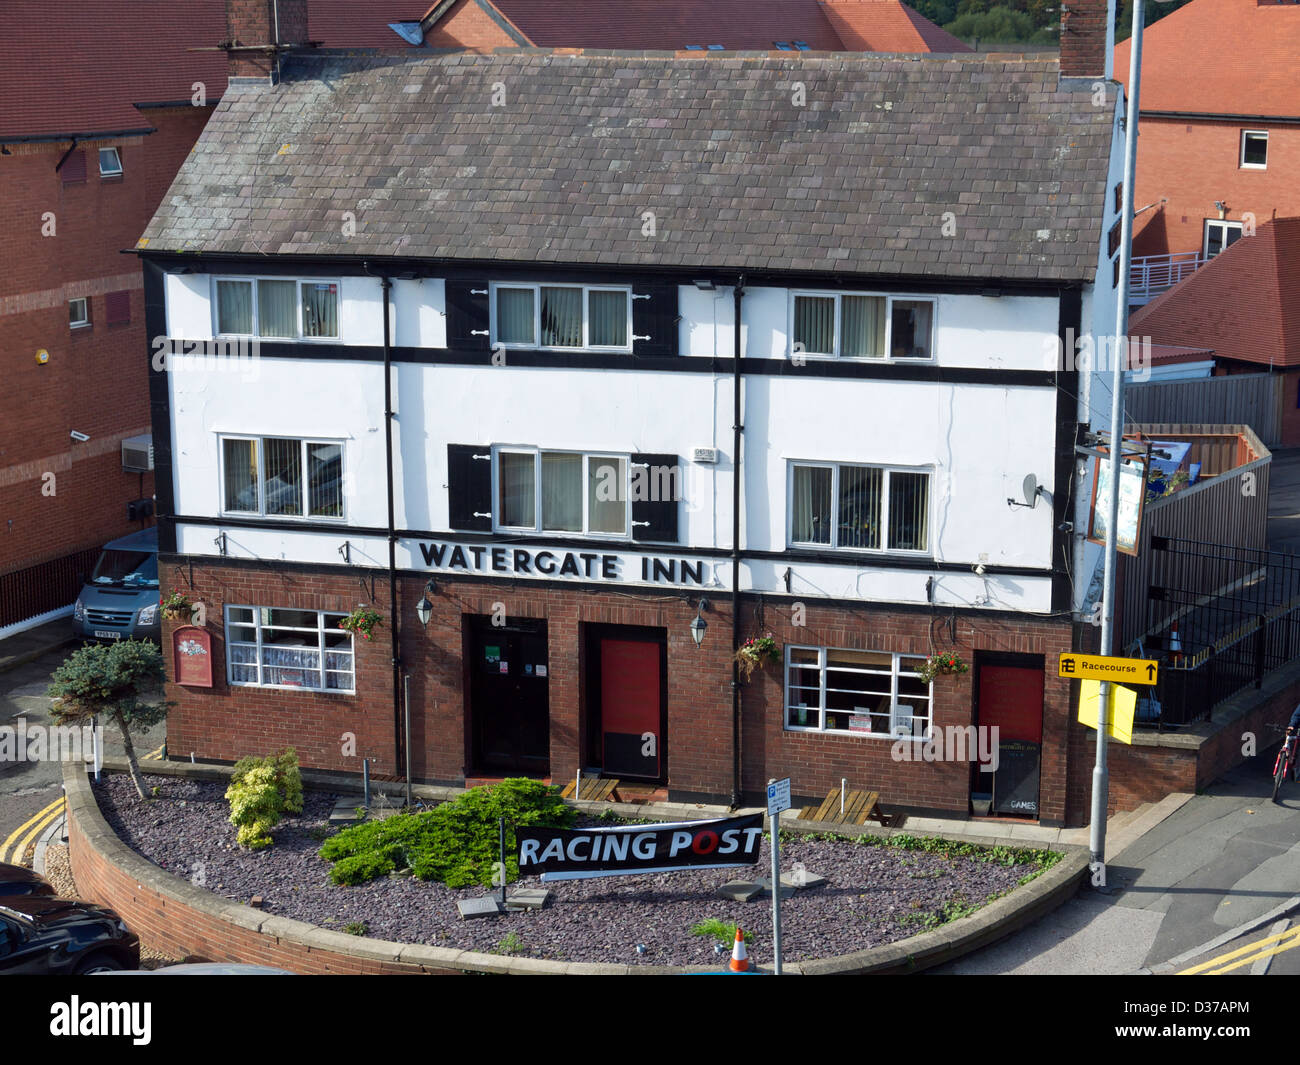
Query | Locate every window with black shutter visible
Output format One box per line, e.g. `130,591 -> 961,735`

445,279 -> 490,351
447,444 -> 492,530
631,453 -> 680,543
105,291 -> 131,324
631,281 -> 679,357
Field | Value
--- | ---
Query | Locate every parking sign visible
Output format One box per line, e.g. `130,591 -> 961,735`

767,777 -> 791,816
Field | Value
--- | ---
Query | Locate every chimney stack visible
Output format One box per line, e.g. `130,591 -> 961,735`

226,0 -> 309,82
1059,0 -> 1115,81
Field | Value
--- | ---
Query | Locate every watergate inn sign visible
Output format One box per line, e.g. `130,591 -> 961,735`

416,541 -> 714,587
517,814 -> 765,881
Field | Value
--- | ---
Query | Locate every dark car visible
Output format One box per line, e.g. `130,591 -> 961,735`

0,896 -> 139,974
0,863 -> 56,898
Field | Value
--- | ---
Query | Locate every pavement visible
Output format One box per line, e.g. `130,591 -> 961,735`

0,616 -> 79,677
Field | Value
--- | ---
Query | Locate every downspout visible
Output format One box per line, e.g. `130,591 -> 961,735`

379,273 -> 404,778
731,277 -> 746,808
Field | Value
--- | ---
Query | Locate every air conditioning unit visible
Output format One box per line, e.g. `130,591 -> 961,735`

122,433 -> 154,472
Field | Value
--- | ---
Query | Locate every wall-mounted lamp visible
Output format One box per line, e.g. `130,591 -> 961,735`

689,597 -> 710,647
416,578 -> 437,625
693,280 -> 716,291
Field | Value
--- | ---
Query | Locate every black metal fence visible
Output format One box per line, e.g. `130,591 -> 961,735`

1134,536 -> 1300,727
0,546 -> 102,629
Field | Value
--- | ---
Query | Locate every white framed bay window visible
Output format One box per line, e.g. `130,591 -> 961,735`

786,646 -> 931,737
789,461 -> 931,553
490,283 -> 632,351
495,448 -> 629,536
220,435 -> 344,519
789,290 -> 935,360
213,277 -> 340,339
226,606 -> 354,692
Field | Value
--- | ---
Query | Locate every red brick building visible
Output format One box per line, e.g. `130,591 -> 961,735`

1115,0 -> 1300,261
0,1 -> 438,632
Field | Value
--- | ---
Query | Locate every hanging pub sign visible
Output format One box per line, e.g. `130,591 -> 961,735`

1086,449 -> 1148,557
172,626 -> 213,687
517,814 -> 765,882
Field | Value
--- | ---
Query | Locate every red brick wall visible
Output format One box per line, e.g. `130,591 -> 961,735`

0,111 -> 206,579
164,560 -> 1109,822
1131,119 -> 1300,259
426,0 -> 521,50
1059,0 -> 1108,79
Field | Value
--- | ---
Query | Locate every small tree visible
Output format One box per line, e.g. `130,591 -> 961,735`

47,640 -> 169,800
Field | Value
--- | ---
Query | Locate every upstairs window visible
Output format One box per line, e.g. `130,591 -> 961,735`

1240,130 -> 1268,169
221,436 -> 344,519
491,284 -> 631,351
98,147 -> 123,177
1203,219 -> 1244,259
496,448 -> 629,536
790,461 -> 931,553
69,297 -> 90,328
790,291 -> 934,360
214,278 -> 339,339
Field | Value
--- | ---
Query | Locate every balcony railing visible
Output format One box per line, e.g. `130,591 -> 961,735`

1130,252 -> 1204,305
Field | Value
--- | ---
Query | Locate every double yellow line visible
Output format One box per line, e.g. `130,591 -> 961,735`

1,795 -> 66,867
1180,923 -> 1300,975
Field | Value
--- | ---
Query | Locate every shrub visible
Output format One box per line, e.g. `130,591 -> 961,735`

225,748 -> 304,849
320,777 -> 576,888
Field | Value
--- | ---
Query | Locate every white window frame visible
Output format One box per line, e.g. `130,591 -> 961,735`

787,460 -> 932,554
1240,129 -> 1268,170
98,147 -> 122,177
212,276 -> 341,340
1203,219 -> 1245,259
225,605 -> 354,693
787,290 -> 936,361
488,283 -> 633,353
784,645 -> 931,739
492,446 -> 631,538
218,434 -> 346,521
69,297 -> 90,328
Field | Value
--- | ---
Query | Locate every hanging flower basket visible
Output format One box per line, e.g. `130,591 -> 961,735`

161,591 -> 192,622
916,651 -> 969,685
338,606 -> 383,642
733,632 -> 781,681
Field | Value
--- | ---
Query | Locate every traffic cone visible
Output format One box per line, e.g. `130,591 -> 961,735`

728,928 -> 749,972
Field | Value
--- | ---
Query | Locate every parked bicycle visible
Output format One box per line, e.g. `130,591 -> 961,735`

1270,722 -> 1299,803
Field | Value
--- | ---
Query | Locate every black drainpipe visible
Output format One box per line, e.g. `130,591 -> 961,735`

730,276 -> 745,808
377,271 -> 404,777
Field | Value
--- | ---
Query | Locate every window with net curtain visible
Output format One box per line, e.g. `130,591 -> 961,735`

791,463 -> 929,552
226,606 -> 354,691
222,437 -> 343,518
498,450 -> 628,534
793,294 -> 886,357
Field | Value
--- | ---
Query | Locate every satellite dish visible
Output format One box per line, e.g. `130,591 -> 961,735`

1023,474 -> 1040,508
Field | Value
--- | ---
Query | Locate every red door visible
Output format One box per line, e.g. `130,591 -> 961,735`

599,638 -> 662,779
976,664 -> 1044,819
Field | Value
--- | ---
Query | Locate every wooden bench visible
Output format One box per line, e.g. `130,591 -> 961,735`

798,788 -> 891,827
561,776 -> 622,802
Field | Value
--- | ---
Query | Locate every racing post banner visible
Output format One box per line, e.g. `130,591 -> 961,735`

517,814 -> 765,882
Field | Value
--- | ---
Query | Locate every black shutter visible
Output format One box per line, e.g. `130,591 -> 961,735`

631,281 -> 678,356
631,453 -> 680,543
447,444 -> 493,531
445,279 -> 490,351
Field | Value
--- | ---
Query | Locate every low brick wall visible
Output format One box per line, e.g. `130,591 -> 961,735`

63,759 -> 1088,975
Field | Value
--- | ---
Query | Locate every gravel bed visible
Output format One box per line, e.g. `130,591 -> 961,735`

94,775 -> 1047,967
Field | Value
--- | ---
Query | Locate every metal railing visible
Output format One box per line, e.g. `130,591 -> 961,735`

1130,252 -> 1204,305
1134,537 -> 1300,727
0,546 -> 102,629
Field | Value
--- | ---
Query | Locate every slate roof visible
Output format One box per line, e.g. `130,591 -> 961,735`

1131,218 -> 1300,368
139,51 -> 1115,281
